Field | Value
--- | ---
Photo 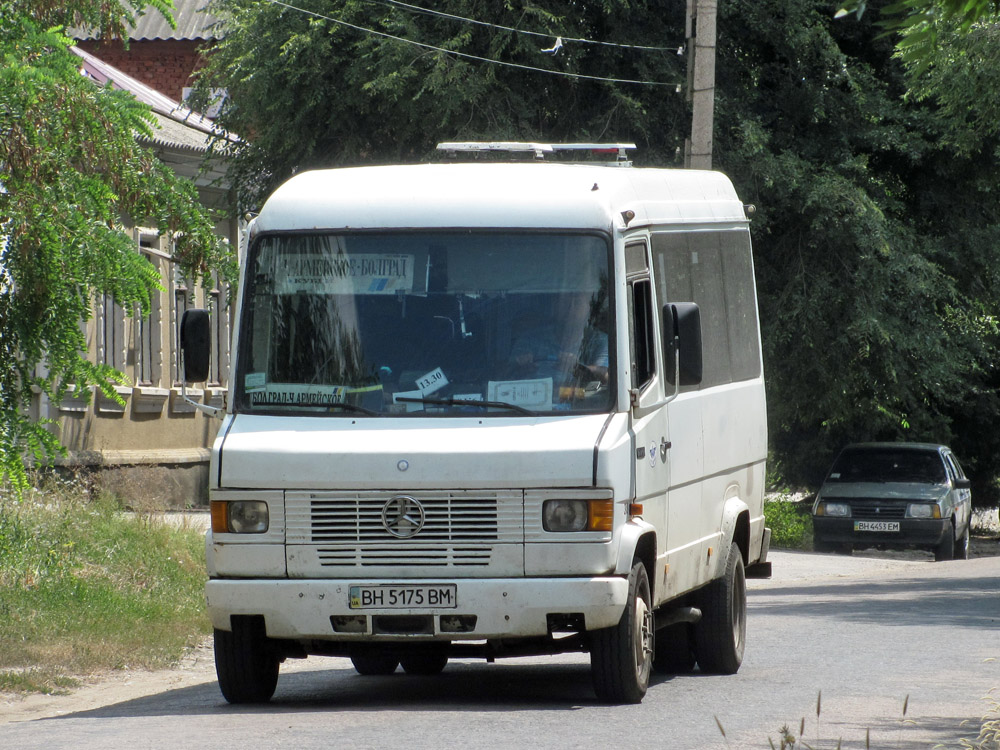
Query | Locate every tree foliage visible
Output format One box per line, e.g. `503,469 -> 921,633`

195,0 -> 1000,496
905,20 -> 1000,153
719,0 -> 1000,491
0,1 -> 236,494
193,0 -> 688,208
837,0 -> 1000,71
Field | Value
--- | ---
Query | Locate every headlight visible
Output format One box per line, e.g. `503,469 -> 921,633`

543,499 -> 614,532
818,502 -> 851,517
906,503 -> 941,519
212,500 -> 269,533
544,499 -> 588,531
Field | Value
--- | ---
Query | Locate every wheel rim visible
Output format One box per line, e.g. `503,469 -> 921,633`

633,594 -> 654,680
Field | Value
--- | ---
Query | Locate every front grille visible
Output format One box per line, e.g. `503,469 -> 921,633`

849,500 -> 907,519
310,497 -> 497,543
317,544 -> 493,568
285,490 -> 523,575
285,490 -> 523,544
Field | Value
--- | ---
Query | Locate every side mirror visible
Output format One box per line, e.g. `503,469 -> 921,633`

954,477 -> 972,490
663,302 -> 703,386
180,309 -> 211,383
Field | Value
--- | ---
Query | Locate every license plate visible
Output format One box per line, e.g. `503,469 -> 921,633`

349,584 -> 457,609
854,521 -> 900,532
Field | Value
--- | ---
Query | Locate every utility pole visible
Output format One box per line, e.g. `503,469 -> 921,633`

685,0 -> 717,169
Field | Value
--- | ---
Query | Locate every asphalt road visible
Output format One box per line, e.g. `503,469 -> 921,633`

2,549 -> 999,749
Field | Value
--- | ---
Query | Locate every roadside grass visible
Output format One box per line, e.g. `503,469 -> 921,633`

729,689 -> 1000,749
0,475 -> 210,695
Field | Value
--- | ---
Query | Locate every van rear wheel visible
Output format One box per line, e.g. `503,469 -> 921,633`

693,542 -> 746,674
590,560 -> 653,704
214,618 -> 280,704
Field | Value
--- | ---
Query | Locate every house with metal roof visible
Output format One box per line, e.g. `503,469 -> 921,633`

73,0 -> 222,101
30,45 -> 239,507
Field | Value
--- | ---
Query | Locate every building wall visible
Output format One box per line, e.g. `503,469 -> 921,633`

75,39 -> 208,101
33,202 -> 237,508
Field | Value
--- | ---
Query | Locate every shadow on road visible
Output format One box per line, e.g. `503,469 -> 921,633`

750,573 -> 1000,629
35,659 -> 687,721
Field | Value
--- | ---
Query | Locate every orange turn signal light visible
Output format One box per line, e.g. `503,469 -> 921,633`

211,501 -> 229,533
588,500 -> 615,532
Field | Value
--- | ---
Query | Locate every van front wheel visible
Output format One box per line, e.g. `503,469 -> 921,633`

693,542 -> 746,674
214,618 -> 280,704
590,560 -> 654,704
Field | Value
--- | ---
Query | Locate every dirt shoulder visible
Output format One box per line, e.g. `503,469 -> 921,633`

0,641 -> 217,725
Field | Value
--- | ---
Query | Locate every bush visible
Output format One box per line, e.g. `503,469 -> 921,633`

764,497 -> 814,550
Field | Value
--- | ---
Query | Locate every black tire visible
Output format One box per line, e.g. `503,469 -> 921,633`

590,560 -> 654,704
399,649 -> 448,675
956,522 -> 970,560
350,652 -> 399,675
934,522 -> 956,561
652,622 -> 696,674
693,542 -> 746,675
214,619 -> 280,704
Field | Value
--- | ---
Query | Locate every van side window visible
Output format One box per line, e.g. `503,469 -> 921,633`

628,278 -> 656,390
651,230 -> 761,388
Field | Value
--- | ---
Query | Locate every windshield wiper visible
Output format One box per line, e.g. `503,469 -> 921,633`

250,400 -> 379,416
394,395 -> 537,416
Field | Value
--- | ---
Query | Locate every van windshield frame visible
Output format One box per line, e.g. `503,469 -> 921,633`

234,230 -> 616,417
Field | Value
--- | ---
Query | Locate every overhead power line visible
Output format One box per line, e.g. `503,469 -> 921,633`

367,0 -> 684,53
261,0 -> 684,88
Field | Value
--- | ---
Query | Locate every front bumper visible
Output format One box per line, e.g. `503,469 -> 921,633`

206,576 -> 630,641
812,516 -> 950,548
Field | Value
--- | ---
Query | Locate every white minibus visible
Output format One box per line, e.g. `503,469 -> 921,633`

181,143 -> 770,705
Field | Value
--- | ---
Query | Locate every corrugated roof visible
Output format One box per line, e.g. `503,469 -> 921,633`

147,111 -> 214,152
131,1 -> 223,41
74,1 -> 223,41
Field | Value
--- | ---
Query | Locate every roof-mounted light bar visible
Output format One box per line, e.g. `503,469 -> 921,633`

437,141 -> 637,165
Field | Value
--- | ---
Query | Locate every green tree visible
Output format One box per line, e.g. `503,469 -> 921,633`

193,0 -> 688,208
836,0 -> 1000,71
0,1 -> 236,494
837,1 -> 1000,151
906,19 -> 1000,152
717,0 -> 1000,490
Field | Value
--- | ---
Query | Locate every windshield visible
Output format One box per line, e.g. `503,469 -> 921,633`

827,448 -> 947,484
236,232 -> 613,416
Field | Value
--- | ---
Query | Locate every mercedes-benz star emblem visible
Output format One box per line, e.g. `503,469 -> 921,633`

381,495 -> 425,538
